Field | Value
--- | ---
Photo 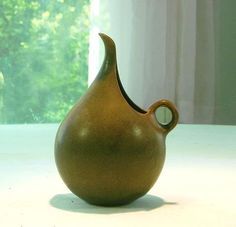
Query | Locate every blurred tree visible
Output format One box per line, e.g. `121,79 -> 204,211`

0,0 -> 90,123
0,72 -> 4,121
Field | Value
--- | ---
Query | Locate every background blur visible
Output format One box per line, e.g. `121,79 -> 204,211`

0,0 -> 90,123
0,0 -> 235,125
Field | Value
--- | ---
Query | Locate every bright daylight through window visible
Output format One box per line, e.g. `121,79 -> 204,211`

0,0 -> 90,123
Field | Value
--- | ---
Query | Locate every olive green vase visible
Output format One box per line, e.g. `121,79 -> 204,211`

54,33 -> 178,206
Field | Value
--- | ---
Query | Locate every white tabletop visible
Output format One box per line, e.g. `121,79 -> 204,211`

0,124 -> 236,227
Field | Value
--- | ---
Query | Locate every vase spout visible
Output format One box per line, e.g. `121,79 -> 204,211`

98,33 -> 117,78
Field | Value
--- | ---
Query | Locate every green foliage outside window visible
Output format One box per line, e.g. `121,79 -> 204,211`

0,0 -> 90,123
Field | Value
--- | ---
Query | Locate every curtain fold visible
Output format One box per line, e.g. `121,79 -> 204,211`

89,0 -> 236,124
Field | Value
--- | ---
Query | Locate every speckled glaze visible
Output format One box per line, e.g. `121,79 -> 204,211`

54,33 -> 178,206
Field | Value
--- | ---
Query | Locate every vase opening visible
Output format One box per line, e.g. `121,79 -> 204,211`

99,33 -> 147,114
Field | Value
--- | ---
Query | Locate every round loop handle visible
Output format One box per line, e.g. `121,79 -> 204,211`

148,99 -> 179,134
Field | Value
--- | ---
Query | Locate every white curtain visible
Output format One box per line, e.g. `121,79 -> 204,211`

89,0 -> 236,124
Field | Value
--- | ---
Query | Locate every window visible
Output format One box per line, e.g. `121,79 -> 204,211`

0,0 -> 90,123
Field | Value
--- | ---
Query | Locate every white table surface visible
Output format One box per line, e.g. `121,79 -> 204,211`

0,124 -> 236,227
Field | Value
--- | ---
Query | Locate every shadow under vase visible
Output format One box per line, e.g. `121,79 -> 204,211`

49,193 -> 177,214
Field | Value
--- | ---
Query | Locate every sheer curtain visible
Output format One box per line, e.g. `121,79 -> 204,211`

89,0 -> 236,124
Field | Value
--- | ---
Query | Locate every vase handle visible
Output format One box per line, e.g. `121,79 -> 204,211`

147,99 -> 179,134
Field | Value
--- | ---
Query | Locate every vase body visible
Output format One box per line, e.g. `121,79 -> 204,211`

54,33 -> 178,206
